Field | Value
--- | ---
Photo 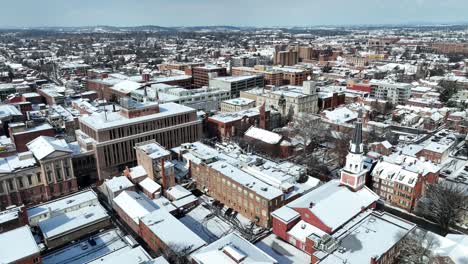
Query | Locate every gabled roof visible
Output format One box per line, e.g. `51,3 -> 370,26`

287,180 -> 379,232
26,136 -> 73,160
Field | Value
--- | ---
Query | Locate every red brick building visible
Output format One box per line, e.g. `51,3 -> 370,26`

192,65 -> 227,88
9,122 -> 55,152
207,106 -> 270,140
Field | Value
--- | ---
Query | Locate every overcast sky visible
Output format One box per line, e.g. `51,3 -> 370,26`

1,0 -> 467,27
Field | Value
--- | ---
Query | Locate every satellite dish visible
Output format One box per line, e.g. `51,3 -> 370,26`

307,75 -> 311,81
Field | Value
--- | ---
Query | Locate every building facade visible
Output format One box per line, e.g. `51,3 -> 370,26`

76,99 -> 202,180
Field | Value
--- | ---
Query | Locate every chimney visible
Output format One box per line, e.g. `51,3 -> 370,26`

123,166 -> 130,177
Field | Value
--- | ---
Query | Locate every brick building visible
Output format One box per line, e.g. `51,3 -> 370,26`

231,66 -> 283,86
192,65 -> 227,88
171,141 -> 311,227
0,205 -> 28,234
207,106 -> 269,140
27,190 -> 110,249
0,136 -> 79,210
0,226 -> 41,264
271,116 -> 415,264
134,141 -> 175,190
9,122 -> 55,152
76,98 -> 202,180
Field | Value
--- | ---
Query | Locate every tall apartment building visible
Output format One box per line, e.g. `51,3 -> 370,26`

209,75 -> 264,98
369,80 -> 412,105
76,98 -> 202,180
232,66 -> 284,86
274,49 -> 298,66
192,65 -> 227,88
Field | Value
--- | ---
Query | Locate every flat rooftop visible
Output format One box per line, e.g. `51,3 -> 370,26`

38,204 -> 110,240
318,212 -> 415,264
42,229 -> 131,264
79,102 -> 196,130
28,190 -> 98,221
0,226 -> 39,263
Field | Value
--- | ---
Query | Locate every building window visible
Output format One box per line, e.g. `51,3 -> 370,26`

36,173 -> 42,183
47,171 -> 53,183
8,180 -> 14,191
18,178 -> 24,188
27,175 -> 33,186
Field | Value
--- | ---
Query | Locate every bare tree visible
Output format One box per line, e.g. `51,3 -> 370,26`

396,228 -> 439,264
160,243 -> 194,264
415,181 -> 467,235
328,131 -> 352,167
291,113 -> 328,154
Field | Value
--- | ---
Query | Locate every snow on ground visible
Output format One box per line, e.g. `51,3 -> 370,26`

255,234 -> 310,264
179,205 -> 234,243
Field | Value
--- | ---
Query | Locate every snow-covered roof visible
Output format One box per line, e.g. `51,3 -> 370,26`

0,152 -> 37,173
113,191 -> 158,224
287,180 -> 379,231
209,108 -> 259,123
26,136 -> 73,160
271,206 -> 300,223
191,233 -> 277,264
209,161 -> 284,200
244,126 -> 282,144
0,104 -> 22,119
166,185 -> 192,200
288,220 -> 326,243
28,190 -> 99,221
80,102 -> 197,130
104,176 -> 134,193
322,107 -> 358,124
38,204 -> 109,240
87,246 -> 154,264
111,80 -> 142,94
128,165 -> 147,180
222,97 -> 255,106
432,233 -> 468,264
139,178 -> 161,194
141,210 -> 206,254
424,142 -> 451,154
0,226 -> 40,263
318,212 -> 415,264
136,141 -> 170,160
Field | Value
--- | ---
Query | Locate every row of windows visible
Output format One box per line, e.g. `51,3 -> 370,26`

108,113 -> 193,140
0,173 -> 42,193
103,124 -> 199,167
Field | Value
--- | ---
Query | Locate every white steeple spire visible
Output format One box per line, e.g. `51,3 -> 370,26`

340,109 -> 367,191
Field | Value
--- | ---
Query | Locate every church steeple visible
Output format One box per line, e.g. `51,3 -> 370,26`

349,109 -> 364,154
340,108 -> 367,191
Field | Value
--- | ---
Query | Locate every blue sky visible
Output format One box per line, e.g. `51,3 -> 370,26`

1,0 -> 467,27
